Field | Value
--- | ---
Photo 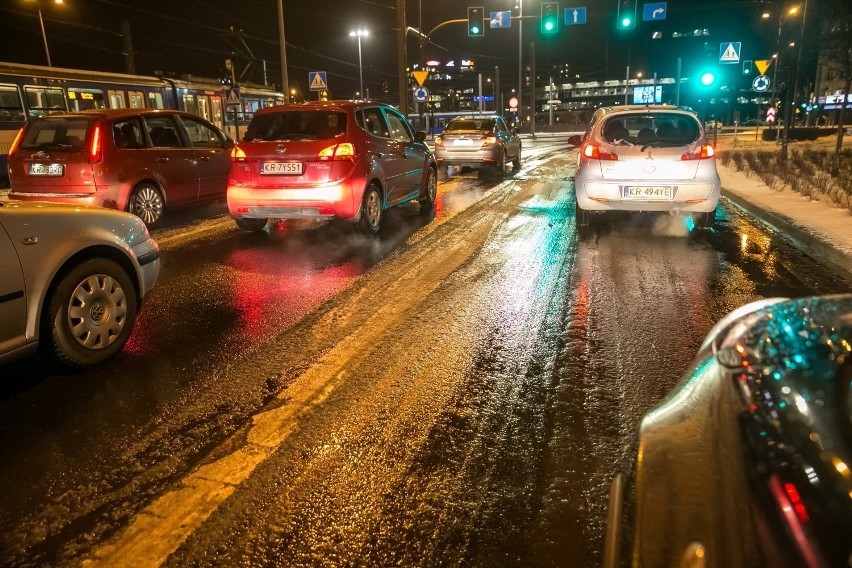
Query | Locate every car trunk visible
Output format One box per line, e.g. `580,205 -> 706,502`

439,129 -> 490,152
10,117 -> 97,193
597,146 -> 701,181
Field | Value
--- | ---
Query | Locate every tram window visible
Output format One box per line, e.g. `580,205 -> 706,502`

197,96 -> 211,122
148,92 -> 164,109
24,86 -> 67,116
108,90 -> 126,108
182,94 -> 197,116
128,91 -> 145,109
181,115 -> 223,148
210,96 -> 223,130
0,85 -> 25,122
67,89 -> 105,112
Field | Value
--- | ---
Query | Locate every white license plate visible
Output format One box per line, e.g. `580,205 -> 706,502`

260,161 -> 303,175
453,139 -> 474,146
29,163 -> 64,177
622,186 -> 674,200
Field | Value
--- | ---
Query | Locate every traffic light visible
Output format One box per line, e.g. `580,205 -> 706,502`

700,71 -> 716,86
541,2 -> 560,34
617,0 -> 637,30
467,6 -> 485,37
742,60 -> 753,76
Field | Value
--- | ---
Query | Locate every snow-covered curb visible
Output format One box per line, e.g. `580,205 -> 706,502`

719,163 -> 852,276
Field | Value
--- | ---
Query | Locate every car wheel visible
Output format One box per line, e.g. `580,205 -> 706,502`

234,217 -> 268,232
695,208 -> 716,229
356,183 -> 382,235
512,150 -> 522,172
419,167 -> 437,213
494,150 -> 507,178
45,258 -> 138,368
129,182 -> 165,226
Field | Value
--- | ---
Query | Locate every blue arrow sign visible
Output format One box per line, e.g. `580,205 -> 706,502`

564,7 -> 587,25
643,2 -> 667,21
490,11 -> 511,28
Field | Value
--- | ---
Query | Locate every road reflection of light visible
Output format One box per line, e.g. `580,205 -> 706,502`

226,248 -> 363,343
737,225 -> 778,280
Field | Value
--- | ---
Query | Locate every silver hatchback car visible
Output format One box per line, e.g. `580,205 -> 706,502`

569,105 -> 720,230
434,115 -> 521,179
0,199 -> 160,368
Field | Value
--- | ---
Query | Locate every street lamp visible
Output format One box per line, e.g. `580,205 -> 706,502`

764,5 -> 800,131
349,29 -> 368,101
30,0 -> 63,67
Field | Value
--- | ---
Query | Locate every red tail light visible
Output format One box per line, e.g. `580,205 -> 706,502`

681,144 -> 715,160
230,146 -> 247,161
435,136 -> 444,148
317,142 -> 355,161
88,124 -> 103,164
582,144 -> 618,161
8,127 -> 24,160
482,136 -> 497,147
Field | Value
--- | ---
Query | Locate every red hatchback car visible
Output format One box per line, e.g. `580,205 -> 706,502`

8,109 -> 233,225
227,101 -> 437,234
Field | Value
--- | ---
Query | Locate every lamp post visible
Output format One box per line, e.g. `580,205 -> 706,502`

31,0 -> 63,67
764,5 -> 800,134
349,29 -> 368,101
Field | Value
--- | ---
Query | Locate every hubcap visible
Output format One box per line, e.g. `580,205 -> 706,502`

67,274 -> 128,350
133,186 -> 163,224
365,190 -> 381,229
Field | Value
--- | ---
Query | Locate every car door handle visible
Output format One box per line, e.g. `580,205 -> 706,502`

155,157 -> 170,163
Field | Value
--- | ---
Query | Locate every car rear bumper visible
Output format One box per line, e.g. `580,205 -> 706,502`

8,186 -> 128,212
576,180 -> 720,213
226,183 -> 358,221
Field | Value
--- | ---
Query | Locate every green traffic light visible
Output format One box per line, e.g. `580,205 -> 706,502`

621,17 -> 632,27
540,2 -> 559,34
544,21 -> 555,31
471,25 -> 480,34
700,72 -> 715,86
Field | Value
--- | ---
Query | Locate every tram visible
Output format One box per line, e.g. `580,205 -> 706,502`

0,61 -> 285,185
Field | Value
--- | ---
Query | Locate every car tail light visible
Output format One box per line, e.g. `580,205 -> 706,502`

7,127 -> 24,160
317,143 -> 355,161
582,144 -> 618,161
230,146 -> 247,161
681,144 -> 715,160
482,136 -> 497,147
88,124 -> 103,164
435,136 -> 444,148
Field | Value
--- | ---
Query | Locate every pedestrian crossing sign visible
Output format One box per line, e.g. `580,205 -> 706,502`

225,88 -> 240,105
719,42 -> 741,64
309,71 -> 328,92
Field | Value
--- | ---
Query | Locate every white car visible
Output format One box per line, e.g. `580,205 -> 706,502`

0,200 -> 160,368
569,105 -> 721,230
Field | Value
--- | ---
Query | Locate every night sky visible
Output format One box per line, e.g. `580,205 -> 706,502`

2,0 -> 797,98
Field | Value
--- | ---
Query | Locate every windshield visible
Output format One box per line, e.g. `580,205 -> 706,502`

244,111 -> 347,141
444,119 -> 495,133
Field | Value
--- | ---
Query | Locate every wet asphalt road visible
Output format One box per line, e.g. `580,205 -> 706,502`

1,140 -> 850,567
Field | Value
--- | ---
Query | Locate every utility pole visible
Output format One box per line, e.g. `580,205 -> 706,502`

277,0 -> 289,101
530,42 -> 535,138
121,19 -> 136,74
396,0 -> 408,112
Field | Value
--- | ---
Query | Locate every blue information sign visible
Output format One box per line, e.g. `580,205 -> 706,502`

643,2 -> 667,21
490,11 -> 512,28
564,7 -> 587,25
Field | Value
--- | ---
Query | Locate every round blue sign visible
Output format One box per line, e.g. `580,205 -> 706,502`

753,75 -> 770,92
413,87 -> 429,103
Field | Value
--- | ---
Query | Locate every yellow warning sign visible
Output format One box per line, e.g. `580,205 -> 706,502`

755,59 -> 771,75
412,70 -> 429,86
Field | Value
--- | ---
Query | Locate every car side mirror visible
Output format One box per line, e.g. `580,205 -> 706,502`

414,131 -> 427,143
567,134 -> 583,147
224,138 -> 236,149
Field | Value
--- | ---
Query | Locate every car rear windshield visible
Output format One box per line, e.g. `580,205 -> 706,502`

244,111 -> 347,141
21,117 -> 91,152
444,119 -> 494,133
602,113 -> 700,146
